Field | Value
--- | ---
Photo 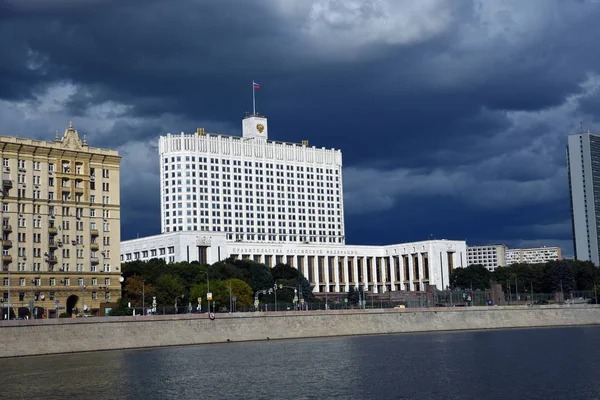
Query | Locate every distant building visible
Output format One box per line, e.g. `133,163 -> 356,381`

567,129 -> 600,266
466,245 -> 506,271
1,123 -> 121,318
505,247 -> 562,265
467,245 -> 562,271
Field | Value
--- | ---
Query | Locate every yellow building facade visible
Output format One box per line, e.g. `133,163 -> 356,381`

1,123 -> 121,318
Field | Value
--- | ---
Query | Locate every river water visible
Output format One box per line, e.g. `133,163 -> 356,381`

1,326 -> 600,400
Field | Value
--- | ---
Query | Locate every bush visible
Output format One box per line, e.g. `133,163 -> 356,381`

59,312 -> 71,318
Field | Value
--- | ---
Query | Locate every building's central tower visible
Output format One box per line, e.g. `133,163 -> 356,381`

242,114 -> 268,142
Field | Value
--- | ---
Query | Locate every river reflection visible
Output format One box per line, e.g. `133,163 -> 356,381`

2,326 -> 600,399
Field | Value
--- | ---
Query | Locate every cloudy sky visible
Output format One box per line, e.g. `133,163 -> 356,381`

2,0 -> 599,255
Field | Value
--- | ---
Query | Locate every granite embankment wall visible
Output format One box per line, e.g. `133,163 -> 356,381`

2,306 -> 600,358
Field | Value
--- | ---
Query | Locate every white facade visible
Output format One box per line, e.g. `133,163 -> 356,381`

158,115 -> 345,245
468,245 -> 562,270
505,247 -> 562,265
121,232 -> 467,292
466,245 -> 506,271
567,131 -> 600,266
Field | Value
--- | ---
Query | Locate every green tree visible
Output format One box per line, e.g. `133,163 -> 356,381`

108,298 -> 134,316
347,286 -> 360,306
154,275 -> 185,306
451,264 -> 491,290
545,260 -> 576,293
122,275 -> 155,307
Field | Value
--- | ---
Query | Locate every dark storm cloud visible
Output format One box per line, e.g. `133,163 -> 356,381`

2,0 -> 600,251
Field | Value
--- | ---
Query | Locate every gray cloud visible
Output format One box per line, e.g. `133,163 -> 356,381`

1,0 -> 600,251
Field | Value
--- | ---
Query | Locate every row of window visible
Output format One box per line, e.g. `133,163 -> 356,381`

3,276 -> 111,286
164,156 -> 339,173
122,246 -> 175,261
4,248 -> 110,258
2,204 -> 111,218
3,291 -> 109,302
3,159 -> 110,178
12,263 -> 111,273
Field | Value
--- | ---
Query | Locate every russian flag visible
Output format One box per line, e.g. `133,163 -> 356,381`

253,81 -> 262,89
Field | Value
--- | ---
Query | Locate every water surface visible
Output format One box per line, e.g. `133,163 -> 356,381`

2,326 -> 599,399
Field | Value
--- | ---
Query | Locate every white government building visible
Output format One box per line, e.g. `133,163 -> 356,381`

121,113 -> 467,293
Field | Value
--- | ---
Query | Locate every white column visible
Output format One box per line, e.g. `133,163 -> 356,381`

324,257 -> 331,293
313,257 -> 320,293
334,256 -> 341,293
389,256 -> 396,291
407,254 -> 414,292
352,256 -> 359,288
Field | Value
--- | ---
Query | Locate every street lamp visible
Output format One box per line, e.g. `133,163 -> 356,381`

81,283 -> 86,317
273,282 -> 282,312
199,271 -> 210,314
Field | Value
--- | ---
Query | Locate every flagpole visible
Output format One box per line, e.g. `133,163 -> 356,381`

252,81 -> 256,115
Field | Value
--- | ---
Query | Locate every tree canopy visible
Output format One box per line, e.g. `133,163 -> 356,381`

119,258 -> 314,311
451,260 -> 598,293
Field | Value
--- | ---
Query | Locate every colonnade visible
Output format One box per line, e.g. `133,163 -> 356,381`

231,251 -> 458,293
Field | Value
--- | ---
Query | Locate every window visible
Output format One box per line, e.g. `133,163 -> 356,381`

50,278 -> 55,286
92,278 -> 97,285
78,278 -> 84,286
104,278 -> 110,286
105,292 -> 110,301
92,292 -> 97,300
19,278 -> 25,286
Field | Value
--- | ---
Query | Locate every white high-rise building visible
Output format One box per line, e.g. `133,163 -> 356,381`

567,130 -> 600,266
159,114 -> 345,245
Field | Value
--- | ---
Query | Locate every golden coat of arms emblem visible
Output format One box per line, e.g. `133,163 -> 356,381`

256,123 -> 265,133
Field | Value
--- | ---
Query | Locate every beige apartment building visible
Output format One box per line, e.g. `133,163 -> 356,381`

1,123 -> 121,318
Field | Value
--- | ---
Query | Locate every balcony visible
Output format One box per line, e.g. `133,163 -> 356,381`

2,225 -> 12,232
46,255 -> 57,264
75,185 -> 84,193
90,257 -> 99,264
90,243 -> 99,251
2,180 -> 12,189
49,240 -> 58,249
2,255 -> 12,263
48,227 -> 58,235
2,240 -> 12,248
90,229 -> 99,236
